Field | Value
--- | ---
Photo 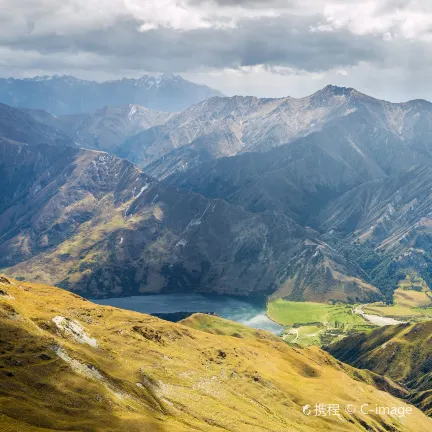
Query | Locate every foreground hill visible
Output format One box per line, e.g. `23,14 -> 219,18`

0,75 -> 223,114
327,321 -> 432,415
0,276 -> 430,431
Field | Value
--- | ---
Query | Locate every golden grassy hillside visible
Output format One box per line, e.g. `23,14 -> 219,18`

327,321 -> 432,416
0,276 -> 431,432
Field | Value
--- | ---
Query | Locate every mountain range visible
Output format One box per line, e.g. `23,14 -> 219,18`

0,74 -> 223,114
0,137 -> 377,301
0,79 -> 431,303
0,103 -> 75,148
115,85 -> 432,179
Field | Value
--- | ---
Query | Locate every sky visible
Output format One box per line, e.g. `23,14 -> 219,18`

1,0 -> 432,101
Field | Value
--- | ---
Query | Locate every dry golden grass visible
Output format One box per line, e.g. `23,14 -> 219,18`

394,273 -> 432,308
1,276 -> 431,432
362,274 -> 432,320
328,321 -> 432,416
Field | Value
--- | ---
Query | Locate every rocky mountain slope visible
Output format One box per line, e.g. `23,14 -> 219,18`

161,109 -> 429,224
149,89 -> 432,300
0,103 -> 74,148
1,83 -> 431,303
0,75 -> 223,115
115,86 -> 432,178
0,138 -> 377,301
317,164 -> 432,300
327,321 -> 432,416
26,104 -> 173,152
319,165 -> 432,242
1,276 -> 431,431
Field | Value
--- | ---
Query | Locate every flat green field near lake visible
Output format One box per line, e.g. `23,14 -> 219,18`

267,299 -> 366,327
267,299 -> 374,346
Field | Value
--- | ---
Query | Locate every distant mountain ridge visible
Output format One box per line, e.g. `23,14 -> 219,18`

0,74 -> 224,114
25,104 -> 173,152
0,82 -> 431,303
114,85 -> 432,179
0,103 -> 75,148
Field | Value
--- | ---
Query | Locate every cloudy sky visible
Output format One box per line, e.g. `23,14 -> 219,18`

1,0 -> 432,101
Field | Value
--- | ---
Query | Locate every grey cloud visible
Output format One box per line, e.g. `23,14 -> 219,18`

188,0 -> 293,6
377,0 -> 430,13
0,0 -> 431,104
0,14 -> 391,74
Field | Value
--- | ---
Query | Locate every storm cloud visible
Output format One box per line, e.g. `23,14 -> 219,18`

1,0 -> 432,101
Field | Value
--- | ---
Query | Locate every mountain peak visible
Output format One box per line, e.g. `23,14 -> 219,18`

404,98 -> 432,108
320,84 -> 357,96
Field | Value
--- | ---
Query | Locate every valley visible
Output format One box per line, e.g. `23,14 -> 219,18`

266,272 -> 432,347
0,74 -> 431,430
2,0 -> 432,429
266,299 -> 375,347
94,278 -> 432,348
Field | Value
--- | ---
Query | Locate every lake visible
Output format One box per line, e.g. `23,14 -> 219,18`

93,293 -> 284,334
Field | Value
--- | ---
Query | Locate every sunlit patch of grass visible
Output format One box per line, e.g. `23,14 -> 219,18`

268,300 -> 376,347
363,304 -> 432,320
362,272 -> 432,321
267,299 -> 366,328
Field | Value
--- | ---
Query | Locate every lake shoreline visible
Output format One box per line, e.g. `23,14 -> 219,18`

93,293 -> 284,334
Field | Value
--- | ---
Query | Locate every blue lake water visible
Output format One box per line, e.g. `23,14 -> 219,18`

94,293 -> 284,334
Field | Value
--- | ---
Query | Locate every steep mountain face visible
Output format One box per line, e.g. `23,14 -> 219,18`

1,86 -> 430,303
0,103 -> 75,148
0,139 -> 377,301
147,89 -> 432,302
161,110 -> 415,224
115,86 -> 432,178
317,164 -> 432,299
27,104 -> 173,152
319,165 -> 432,241
0,139 -> 153,268
1,276 -> 431,432
0,75 -> 223,114
327,321 -> 432,416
